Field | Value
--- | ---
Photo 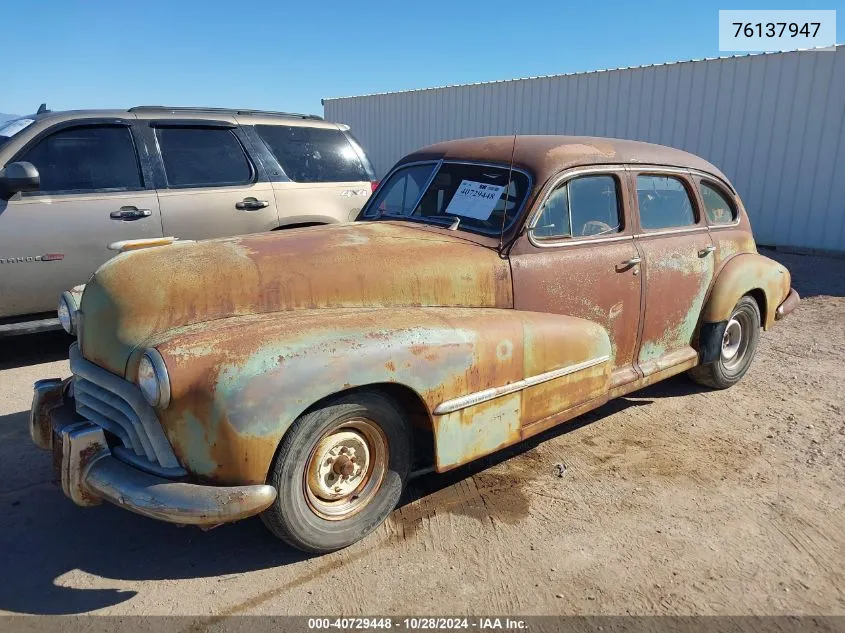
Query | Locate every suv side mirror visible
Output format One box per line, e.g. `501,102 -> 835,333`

0,161 -> 40,199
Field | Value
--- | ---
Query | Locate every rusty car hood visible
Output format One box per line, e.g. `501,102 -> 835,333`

78,221 -> 513,375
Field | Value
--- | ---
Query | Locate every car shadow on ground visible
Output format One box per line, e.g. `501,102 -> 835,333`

0,374 -> 707,615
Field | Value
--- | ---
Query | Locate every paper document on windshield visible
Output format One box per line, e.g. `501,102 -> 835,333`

444,180 -> 506,220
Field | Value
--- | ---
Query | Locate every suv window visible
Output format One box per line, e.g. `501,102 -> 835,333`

156,127 -> 252,188
18,125 -> 141,193
533,175 -> 621,238
255,125 -> 370,183
636,175 -> 696,230
700,182 -> 737,224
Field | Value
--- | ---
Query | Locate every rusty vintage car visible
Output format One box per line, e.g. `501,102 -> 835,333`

30,136 -> 800,552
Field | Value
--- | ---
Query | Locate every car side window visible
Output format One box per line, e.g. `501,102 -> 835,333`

699,182 -> 737,224
255,124 -> 370,183
533,174 -> 621,239
155,127 -> 252,188
636,175 -> 696,230
17,125 -> 142,194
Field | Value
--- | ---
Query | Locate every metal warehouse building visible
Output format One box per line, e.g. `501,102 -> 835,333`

324,46 -> 845,253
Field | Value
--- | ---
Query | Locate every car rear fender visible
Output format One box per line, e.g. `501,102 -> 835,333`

701,253 -> 791,330
153,307 -> 612,483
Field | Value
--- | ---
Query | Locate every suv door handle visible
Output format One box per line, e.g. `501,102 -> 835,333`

698,245 -> 717,257
235,198 -> 270,211
110,206 -> 152,221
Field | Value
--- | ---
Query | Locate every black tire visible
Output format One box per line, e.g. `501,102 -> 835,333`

260,392 -> 411,553
689,295 -> 761,389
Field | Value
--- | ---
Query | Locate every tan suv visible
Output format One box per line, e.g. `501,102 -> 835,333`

0,105 -> 376,335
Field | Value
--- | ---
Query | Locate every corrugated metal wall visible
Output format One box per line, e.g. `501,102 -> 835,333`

324,47 -> 845,252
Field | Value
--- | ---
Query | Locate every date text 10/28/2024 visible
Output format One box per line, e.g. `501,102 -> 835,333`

308,618 -> 528,630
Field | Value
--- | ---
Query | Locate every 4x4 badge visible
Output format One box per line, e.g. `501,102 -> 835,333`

340,189 -> 370,197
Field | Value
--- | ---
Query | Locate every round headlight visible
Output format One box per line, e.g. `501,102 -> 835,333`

57,292 -> 77,335
137,349 -> 171,408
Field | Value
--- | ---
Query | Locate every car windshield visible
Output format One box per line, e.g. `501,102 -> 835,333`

0,117 -> 35,150
361,161 -> 530,236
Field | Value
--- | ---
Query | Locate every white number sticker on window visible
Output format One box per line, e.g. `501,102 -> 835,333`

444,179 -> 506,220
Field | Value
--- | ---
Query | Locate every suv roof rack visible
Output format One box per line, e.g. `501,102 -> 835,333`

128,105 -> 323,120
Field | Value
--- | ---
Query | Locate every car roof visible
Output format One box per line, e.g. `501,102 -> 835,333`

398,135 -> 732,190
29,106 -> 342,130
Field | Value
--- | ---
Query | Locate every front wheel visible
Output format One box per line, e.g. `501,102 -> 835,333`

260,392 -> 411,553
689,295 -> 761,389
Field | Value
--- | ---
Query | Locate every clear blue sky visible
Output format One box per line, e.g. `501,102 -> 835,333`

2,0 -> 842,117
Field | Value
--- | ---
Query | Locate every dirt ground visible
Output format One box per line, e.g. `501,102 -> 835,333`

0,248 -> 842,618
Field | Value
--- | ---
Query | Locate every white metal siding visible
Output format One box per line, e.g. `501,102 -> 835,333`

325,47 -> 845,252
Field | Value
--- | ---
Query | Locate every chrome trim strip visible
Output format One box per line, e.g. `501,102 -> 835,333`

531,234 -> 635,248
634,226 -> 709,238
69,343 -> 181,469
433,355 -> 610,415
706,220 -> 742,229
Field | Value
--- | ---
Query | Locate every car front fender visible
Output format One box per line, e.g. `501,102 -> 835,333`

151,307 -> 611,483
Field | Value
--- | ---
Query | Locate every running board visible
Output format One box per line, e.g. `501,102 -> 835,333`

0,317 -> 62,337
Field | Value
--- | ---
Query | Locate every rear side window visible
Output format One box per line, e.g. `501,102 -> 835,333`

156,127 -> 252,188
18,125 -> 141,193
700,182 -> 737,224
533,175 -> 622,238
636,175 -> 696,230
255,124 -> 370,183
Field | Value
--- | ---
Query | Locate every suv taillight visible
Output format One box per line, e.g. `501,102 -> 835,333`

370,181 -> 379,193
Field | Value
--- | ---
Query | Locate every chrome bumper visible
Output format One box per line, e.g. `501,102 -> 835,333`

776,287 -> 800,320
30,380 -> 277,526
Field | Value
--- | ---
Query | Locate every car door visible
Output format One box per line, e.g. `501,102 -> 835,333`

631,170 -> 716,377
0,120 -> 162,318
509,168 -> 643,427
147,121 -> 280,240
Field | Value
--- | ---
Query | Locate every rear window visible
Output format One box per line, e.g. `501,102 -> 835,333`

255,124 -> 370,183
636,175 -> 697,230
700,182 -> 737,224
156,127 -> 253,188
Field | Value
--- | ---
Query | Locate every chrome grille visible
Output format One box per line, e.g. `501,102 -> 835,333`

68,343 -> 186,478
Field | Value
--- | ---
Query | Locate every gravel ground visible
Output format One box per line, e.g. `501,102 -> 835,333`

0,248 -> 842,619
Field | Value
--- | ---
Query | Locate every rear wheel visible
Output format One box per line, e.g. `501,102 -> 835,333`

689,295 -> 761,389
260,392 -> 411,553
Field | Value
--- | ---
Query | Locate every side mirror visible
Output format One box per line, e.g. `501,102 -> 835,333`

0,161 -> 40,199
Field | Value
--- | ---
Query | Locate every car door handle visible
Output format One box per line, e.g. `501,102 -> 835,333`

621,256 -> 642,266
110,206 -> 152,221
698,245 -> 717,256
235,198 -> 270,211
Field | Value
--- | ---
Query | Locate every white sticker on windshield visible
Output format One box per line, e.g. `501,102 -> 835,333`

444,180 -> 506,221
0,118 -> 34,138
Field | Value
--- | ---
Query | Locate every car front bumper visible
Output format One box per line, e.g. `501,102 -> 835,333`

30,379 -> 277,526
776,288 -> 800,320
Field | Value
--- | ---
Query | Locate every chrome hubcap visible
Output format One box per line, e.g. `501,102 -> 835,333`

721,311 -> 752,371
304,418 -> 388,521
722,318 -> 742,361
